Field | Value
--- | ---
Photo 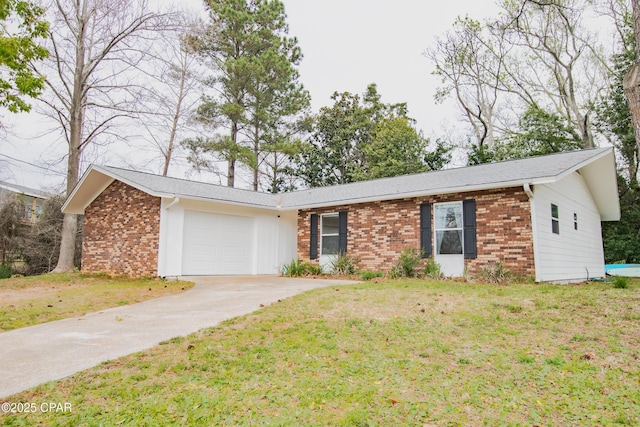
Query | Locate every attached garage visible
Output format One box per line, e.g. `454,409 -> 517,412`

182,210 -> 255,275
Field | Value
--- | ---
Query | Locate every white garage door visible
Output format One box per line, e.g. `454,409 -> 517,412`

182,210 -> 255,275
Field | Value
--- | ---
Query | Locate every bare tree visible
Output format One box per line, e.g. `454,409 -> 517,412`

427,0 -> 610,151
623,0 -> 640,160
426,16 -> 510,148
33,0 -> 171,272
133,21 -> 203,176
495,0 -> 609,148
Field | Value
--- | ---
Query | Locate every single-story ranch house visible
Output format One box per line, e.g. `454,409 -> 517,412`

62,147 -> 619,282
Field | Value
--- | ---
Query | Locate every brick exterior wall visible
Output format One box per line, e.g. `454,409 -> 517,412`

297,187 -> 535,277
82,181 -> 160,277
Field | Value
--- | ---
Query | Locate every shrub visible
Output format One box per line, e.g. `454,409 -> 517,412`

423,256 -> 443,279
360,270 -> 383,281
0,263 -> 14,279
330,252 -> 359,276
282,259 -> 305,277
282,259 -> 323,277
305,263 -> 324,276
390,247 -> 423,278
612,276 -> 628,289
481,261 -> 512,284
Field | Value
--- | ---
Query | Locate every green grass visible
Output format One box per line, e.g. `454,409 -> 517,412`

0,273 -> 194,331
2,278 -> 639,426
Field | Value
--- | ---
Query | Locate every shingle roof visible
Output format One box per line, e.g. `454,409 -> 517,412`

0,180 -> 49,199
98,166 -> 277,208
64,147 -> 617,216
280,147 -> 612,208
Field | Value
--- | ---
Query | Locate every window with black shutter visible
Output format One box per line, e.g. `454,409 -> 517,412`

420,202 -> 432,257
463,199 -> 477,259
310,213 -> 318,259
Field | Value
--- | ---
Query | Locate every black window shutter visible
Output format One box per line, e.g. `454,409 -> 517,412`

420,202 -> 432,257
338,211 -> 348,254
463,199 -> 477,259
310,213 -> 318,259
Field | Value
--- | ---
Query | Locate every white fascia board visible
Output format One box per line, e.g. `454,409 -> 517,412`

61,166 -> 114,214
551,148 -> 613,183
159,194 -> 281,211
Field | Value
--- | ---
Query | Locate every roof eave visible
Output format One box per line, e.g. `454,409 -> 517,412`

159,194 -> 280,211
280,178 -> 557,210
62,165 -> 282,214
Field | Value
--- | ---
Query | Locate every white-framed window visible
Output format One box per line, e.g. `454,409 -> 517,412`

551,203 -> 559,234
321,213 -> 340,256
434,202 -> 463,255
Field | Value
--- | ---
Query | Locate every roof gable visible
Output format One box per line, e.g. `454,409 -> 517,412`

62,148 -> 619,220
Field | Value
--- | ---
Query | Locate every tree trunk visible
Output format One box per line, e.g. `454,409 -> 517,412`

162,55 -> 188,176
53,4 -> 87,273
624,60 -> 640,163
253,122 -> 259,191
227,120 -> 237,187
53,136 -> 82,272
624,0 -> 640,165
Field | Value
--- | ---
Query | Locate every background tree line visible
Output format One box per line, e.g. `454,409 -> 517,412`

0,0 -> 638,275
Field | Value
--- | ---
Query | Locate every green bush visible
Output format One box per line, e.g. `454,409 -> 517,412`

0,263 -> 14,279
360,270 -> 383,281
423,256 -> 443,279
282,259 -> 323,277
612,276 -> 629,289
305,263 -> 324,276
330,252 -> 359,276
390,247 -> 423,278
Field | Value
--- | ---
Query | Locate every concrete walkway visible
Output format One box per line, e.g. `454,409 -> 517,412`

0,276 -> 355,398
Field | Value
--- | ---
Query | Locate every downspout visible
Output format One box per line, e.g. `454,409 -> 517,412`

523,184 -> 541,282
165,196 -> 180,210
275,196 -> 283,274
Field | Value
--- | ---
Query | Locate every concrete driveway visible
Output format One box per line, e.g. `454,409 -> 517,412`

0,276 -> 356,398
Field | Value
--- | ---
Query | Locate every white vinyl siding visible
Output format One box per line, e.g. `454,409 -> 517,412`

533,171 -> 605,282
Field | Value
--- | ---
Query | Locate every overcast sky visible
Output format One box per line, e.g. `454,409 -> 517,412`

1,0 -> 500,191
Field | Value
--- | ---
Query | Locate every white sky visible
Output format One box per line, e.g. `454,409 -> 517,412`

0,0 -> 500,192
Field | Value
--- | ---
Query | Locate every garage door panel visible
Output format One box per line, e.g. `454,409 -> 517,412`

182,211 -> 254,275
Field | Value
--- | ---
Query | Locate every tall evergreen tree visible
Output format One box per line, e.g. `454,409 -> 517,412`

188,0 -> 308,189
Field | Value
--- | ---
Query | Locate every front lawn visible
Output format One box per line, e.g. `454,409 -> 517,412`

2,278 -> 639,426
0,273 -> 193,331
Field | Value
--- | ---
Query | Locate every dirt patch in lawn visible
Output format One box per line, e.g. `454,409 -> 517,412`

0,273 -> 193,331
0,287 -> 61,304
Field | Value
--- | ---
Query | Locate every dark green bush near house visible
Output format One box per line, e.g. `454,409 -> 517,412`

330,253 -> 359,276
389,247 -> 423,278
613,276 -> 629,289
282,259 -> 323,277
282,259 -> 305,276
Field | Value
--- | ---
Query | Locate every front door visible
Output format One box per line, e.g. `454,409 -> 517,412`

434,202 -> 465,277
